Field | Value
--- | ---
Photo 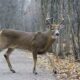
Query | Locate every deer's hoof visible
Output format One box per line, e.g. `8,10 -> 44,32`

53,70 -> 57,74
34,72 -> 38,75
11,69 -> 16,73
33,71 -> 38,75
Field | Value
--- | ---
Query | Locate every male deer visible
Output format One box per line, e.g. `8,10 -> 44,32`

0,19 -> 64,74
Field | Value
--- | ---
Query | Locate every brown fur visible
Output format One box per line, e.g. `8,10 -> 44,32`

0,29 -> 56,74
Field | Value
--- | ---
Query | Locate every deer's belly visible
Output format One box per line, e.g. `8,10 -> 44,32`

9,42 -> 32,51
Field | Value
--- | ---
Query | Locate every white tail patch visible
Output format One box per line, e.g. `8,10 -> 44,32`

0,30 -> 2,34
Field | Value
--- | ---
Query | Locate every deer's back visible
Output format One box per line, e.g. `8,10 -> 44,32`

0,29 -> 35,50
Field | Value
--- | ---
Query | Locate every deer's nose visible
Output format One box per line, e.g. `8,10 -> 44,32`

56,33 -> 59,36
55,30 -> 59,36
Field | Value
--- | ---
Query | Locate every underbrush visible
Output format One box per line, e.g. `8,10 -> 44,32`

38,53 -> 80,80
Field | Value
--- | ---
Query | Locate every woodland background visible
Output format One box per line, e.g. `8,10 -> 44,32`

0,0 -> 80,60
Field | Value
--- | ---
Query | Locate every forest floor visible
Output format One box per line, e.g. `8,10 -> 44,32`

38,53 -> 80,80
0,49 -> 56,80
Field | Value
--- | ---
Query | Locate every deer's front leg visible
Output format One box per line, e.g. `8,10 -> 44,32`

33,51 -> 37,75
4,48 -> 16,73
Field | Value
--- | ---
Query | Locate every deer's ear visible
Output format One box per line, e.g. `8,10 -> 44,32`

59,20 -> 65,29
59,24 -> 65,29
45,19 -> 52,30
45,19 -> 51,25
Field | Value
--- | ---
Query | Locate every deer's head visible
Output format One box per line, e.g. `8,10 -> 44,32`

46,18 -> 64,38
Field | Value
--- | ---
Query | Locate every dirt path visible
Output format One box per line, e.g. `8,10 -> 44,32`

0,49 -> 56,80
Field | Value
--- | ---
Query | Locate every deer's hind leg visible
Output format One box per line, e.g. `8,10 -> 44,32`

4,48 -> 15,73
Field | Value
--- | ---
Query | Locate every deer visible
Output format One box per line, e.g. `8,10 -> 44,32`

0,19 -> 64,75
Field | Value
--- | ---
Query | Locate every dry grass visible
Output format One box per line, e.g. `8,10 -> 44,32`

37,53 -> 80,80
